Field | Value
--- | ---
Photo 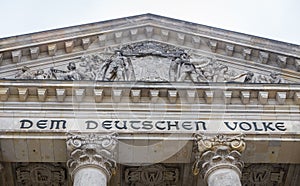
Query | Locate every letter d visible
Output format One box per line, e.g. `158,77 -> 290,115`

20,119 -> 33,129
85,120 -> 98,129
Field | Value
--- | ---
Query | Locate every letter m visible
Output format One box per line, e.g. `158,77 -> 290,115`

50,120 -> 66,129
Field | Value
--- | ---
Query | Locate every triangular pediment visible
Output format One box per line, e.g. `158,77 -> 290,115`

0,14 -> 299,83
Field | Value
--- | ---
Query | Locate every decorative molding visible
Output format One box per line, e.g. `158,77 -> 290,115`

37,88 -> 47,101
192,134 -> 246,181
258,51 -> 269,64
0,14 -> 299,75
0,81 -> 298,106
18,88 -> 28,101
225,44 -> 234,56
65,41 -> 74,53
66,133 -> 118,179
0,88 -> 9,101
11,50 -> 22,63
242,48 -> 252,60
130,89 -> 141,103
16,163 -> 66,185
81,37 -> 91,50
124,164 -> 179,186
30,47 -> 40,60
208,40 -> 218,52
48,44 -> 57,56
145,26 -> 153,38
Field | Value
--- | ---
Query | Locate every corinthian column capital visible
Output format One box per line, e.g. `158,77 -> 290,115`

192,134 -> 246,181
66,133 -> 118,180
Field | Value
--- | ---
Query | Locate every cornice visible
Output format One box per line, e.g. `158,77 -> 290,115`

0,80 -> 299,106
0,14 -> 299,76
1,14 -> 299,54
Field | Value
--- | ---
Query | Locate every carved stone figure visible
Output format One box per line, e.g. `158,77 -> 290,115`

269,72 -> 285,83
120,41 -> 185,58
15,66 -> 37,79
243,71 -> 255,83
169,53 -> 212,82
15,66 -> 51,80
99,51 -> 135,81
256,72 -> 285,83
78,55 -> 93,80
34,69 -> 48,79
201,60 -> 218,81
50,62 -> 82,80
213,65 -> 251,82
12,41 -> 287,83
192,58 -> 212,81
173,53 -> 197,82
79,54 -> 103,80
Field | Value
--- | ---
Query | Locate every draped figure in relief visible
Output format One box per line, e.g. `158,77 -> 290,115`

99,51 -> 135,81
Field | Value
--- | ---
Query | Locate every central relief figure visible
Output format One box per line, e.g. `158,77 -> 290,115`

99,50 -> 135,81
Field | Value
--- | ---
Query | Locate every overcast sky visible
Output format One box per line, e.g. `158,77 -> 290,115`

0,0 -> 299,45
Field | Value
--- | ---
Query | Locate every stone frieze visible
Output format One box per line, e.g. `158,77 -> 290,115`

12,41 -> 285,83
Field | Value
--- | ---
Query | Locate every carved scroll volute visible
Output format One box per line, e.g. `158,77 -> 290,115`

66,133 -> 118,179
195,134 -> 213,152
228,135 -> 246,152
192,134 -> 246,179
195,134 -> 245,153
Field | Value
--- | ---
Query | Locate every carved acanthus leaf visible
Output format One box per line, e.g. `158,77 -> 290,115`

66,133 -> 118,179
192,134 -> 246,181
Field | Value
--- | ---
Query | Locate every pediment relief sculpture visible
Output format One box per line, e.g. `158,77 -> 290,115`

12,41 -> 285,83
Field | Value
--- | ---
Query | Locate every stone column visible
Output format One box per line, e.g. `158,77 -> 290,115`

192,134 -> 246,186
67,133 -> 118,186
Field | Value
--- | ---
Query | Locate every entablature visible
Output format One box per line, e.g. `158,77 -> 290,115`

0,80 -> 300,106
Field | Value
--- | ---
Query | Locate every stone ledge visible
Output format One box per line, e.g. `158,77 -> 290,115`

0,80 -> 299,105
0,23 -> 299,74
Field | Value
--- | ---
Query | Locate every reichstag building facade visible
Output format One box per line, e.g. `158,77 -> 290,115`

0,14 -> 299,185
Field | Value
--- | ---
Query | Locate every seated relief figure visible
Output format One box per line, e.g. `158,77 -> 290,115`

212,65 -> 253,83
79,54 -> 104,80
256,72 -> 285,83
169,53 -> 252,83
169,53 -> 211,82
15,66 -> 52,80
15,66 -> 37,79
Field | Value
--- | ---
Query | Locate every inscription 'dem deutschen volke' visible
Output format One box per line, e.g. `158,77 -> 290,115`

19,119 -> 287,132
